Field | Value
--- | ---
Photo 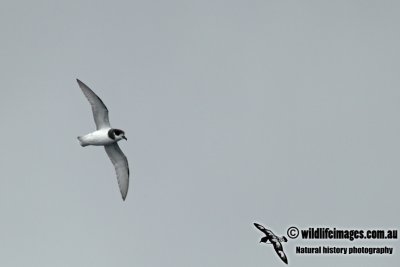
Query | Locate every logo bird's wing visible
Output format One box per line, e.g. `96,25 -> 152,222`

254,223 -> 269,234
273,242 -> 288,264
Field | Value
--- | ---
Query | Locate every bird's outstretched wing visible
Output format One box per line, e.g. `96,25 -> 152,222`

77,79 -> 111,130
104,143 -> 130,200
273,243 -> 288,264
254,223 -> 269,234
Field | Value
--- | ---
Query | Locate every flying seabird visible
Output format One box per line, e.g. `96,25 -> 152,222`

76,79 -> 130,201
254,222 -> 288,264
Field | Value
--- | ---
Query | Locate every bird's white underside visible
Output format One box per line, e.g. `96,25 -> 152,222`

79,128 -> 115,146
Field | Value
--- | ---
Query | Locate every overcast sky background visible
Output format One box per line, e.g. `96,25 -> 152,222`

0,0 -> 399,266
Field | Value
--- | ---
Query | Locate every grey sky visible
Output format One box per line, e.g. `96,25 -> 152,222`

0,0 -> 399,266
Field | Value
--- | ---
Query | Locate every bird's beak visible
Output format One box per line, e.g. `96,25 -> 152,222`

123,136 -> 127,140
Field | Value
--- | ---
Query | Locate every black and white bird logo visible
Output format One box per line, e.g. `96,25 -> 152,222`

254,223 -> 289,264
76,79 -> 130,201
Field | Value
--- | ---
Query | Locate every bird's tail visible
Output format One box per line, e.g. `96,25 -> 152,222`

77,136 -> 88,147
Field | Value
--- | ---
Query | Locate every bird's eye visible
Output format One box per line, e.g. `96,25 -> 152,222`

114,129 -> 123,136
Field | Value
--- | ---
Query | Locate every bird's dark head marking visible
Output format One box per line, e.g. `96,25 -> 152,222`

108,128 -> 127,141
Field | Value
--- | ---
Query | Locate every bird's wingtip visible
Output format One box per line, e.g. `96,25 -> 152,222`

281,254 -> 288,264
